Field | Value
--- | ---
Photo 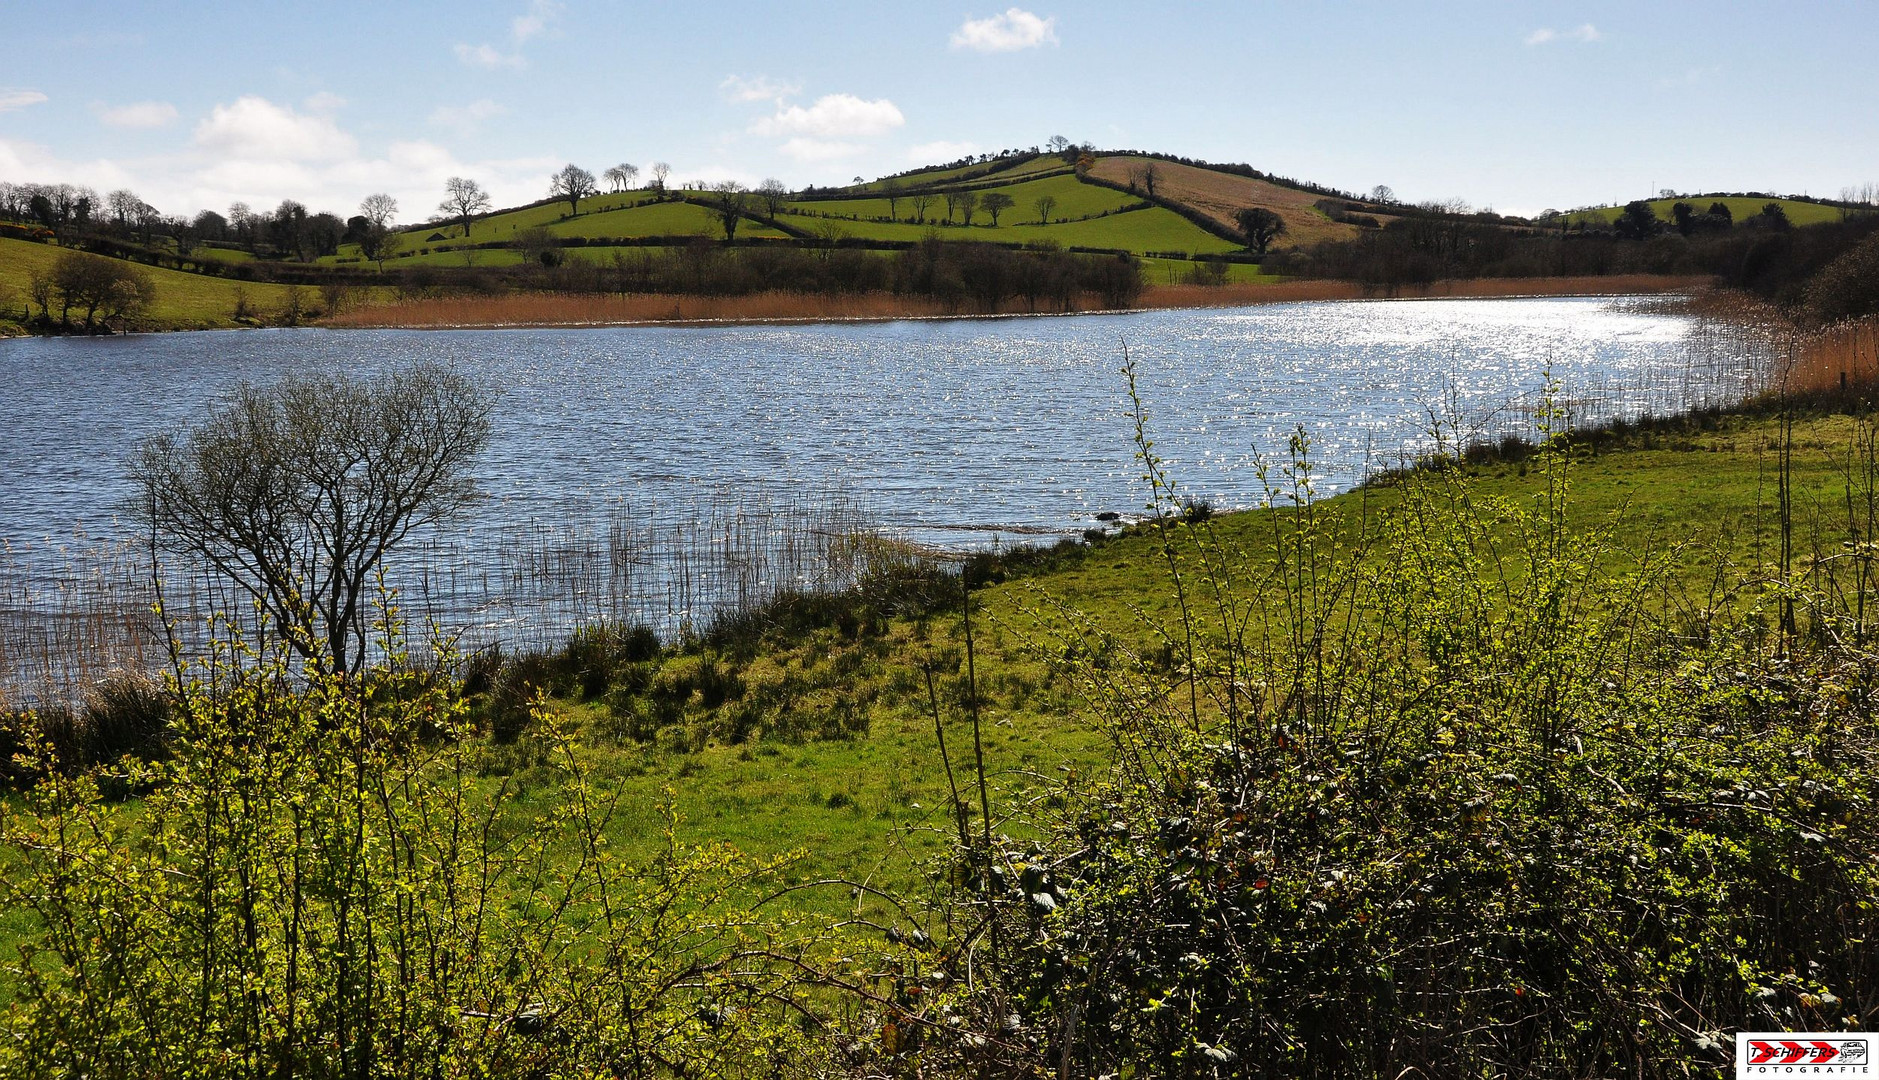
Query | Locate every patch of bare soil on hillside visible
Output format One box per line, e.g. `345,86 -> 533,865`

1090,156 -> 1361,248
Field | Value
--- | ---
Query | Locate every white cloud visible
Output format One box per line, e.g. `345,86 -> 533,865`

720,74 -> 802,104
0,88 -> 49,112
193,95 -> 357,162
908,140 -> 980,163
751,93 -> 904,138
0,135 -> 138,197
1526,23 -> 1600,45
455,42 -> 526,69
511,0 -> 563,42
3,99 -> 555,226
779,138 -> 860,163
430,98 -> 510,135
951,8 -> 1058,52
96,101 -> 179,128
457,2 -> 559,70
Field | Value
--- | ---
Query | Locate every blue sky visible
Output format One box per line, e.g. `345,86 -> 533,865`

1,1 -> 1873,224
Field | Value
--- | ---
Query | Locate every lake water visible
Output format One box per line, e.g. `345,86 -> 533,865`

0,296 -> 1766,690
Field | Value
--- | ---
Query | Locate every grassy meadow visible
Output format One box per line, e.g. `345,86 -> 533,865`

409,405 -> 1879,899
1565,195 -> 1850,227
0,236 -> 310,331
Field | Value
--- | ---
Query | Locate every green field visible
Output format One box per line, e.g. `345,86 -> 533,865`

780,204 -> 1240,253
1565,195 -> 1848,227
390,195 -> 776,254
1138,255 -> 1280,284
791,172 -> 1139,226
853,154 -> 1068,192
441,408 -> 1870,895
0,237 -> 312,330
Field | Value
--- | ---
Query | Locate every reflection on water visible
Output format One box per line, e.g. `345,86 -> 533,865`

0,296 -> 1770,697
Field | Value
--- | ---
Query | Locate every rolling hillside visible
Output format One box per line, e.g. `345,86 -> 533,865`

375,150 -> 1350,263
1087,155 -> 1363,246
0,236 -> 310,331
1563,195 -> 1851,228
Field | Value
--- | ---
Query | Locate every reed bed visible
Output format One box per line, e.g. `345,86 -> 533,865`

324,291 -> 963,329
0,490 -> 893,706
1137,273 -> 1712,312
324,276 -> 1716,330
1789,315 -> 1879,396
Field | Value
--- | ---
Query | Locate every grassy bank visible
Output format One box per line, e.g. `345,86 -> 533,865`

0,236 -> 316,332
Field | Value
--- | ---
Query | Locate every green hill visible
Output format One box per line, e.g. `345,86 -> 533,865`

375,151 -> 1326,265
0,236 -> 312,332
1563,195 -> 1850,228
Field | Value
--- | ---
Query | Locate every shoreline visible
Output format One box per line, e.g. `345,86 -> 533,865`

319,274 -> 1713,332
0,275 -> 1717,339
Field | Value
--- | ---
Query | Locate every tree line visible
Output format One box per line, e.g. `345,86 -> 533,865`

1282,203 -> 1879,320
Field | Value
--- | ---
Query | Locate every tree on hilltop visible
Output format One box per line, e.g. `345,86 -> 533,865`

550,164 -> 598,216
438,177 -> 492,238
604,163 -> 639,193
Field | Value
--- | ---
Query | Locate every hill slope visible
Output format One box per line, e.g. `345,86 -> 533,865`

1087,154 -> 1362,247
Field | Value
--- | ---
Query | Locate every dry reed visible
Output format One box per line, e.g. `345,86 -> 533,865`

323,276 -> 1716,331
1789,316 -> 1879,396
0,490 -> 896,705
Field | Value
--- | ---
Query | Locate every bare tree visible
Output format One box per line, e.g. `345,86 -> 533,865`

168,216 -> 199,259
910,192 -> 933,224
756,178 -> 789,219
711,180 -> 749,241
603,163 -> 639,193
1033,194 -> 1057,224
1369,184 -> 1396,205
438,177 -> 492,238
355,193 -> 400,268
649,162 -> 671,198
979,191 -> 1014,226
132,365 -> 493,674
881,179 -> 902,222
107,189 -> 142,230
359,193 -> 398,229
549,164 -> 597,216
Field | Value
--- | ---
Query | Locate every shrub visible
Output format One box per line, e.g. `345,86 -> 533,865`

882,406 -> 1879,1078
0,633 -> 834,1076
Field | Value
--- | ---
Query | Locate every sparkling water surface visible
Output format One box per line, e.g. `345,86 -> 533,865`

0,296 -> 1750,549
0,296 -> 1764,678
